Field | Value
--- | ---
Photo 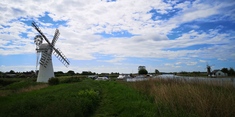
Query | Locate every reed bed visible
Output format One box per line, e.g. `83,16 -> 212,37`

130,78 -> 235,117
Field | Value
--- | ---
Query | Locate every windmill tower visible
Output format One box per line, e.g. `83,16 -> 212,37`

32,22 -> 70,82
207,64 -> 211,77
206,63 -> 214,78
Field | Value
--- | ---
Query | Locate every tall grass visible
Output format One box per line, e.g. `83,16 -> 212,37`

130,78 -> 235,117
0,79 -> 47,96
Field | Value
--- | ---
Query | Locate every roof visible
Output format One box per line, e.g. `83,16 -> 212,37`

211,70 -> 223,74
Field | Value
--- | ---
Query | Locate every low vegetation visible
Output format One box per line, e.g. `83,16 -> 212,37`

48,77 -> 59,85
0,79 -> 101,117
0,78 -> 45,96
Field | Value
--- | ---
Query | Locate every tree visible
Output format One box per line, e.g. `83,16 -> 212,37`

155,69 -> 160,74
221,68 -> 229,74
55,71 -> 64,76
138,66 -> 146,71
81,71 -> 95,75
138,69 -> 148,75
130,73 -> 134,77
9,70 -> 15,74
67,70 -> 75,76
229,67 -> 235,76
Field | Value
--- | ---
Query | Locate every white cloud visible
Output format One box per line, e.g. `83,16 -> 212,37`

104,57 -> 126,63
164,63 -> 181,68
0,0 -> 234,66
199,60 -> 207,63
186,62 -> 197,66
185,24 -> 200,29
175,62 -> 182,65
217,58 -> 227,61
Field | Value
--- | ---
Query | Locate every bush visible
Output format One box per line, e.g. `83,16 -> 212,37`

48,77 -> 59,85
138,69 -> 148,75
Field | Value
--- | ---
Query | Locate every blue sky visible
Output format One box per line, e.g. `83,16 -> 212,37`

0,0 -> 235,73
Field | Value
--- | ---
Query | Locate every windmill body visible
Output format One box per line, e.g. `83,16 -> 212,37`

37,44 -> 54,82
32,22 -> 70,83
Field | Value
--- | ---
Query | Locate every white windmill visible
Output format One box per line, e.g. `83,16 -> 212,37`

32,21 -> 70,82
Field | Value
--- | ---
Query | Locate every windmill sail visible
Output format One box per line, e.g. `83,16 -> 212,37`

32,22 -> 52,46
52,29 -> 60,46
53,48 -> 70,67
40,51 -> 51,68
32,21 -> 70,67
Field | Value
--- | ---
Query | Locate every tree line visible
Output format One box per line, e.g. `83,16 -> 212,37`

0,70 -> 120,78
221,67 -> 235,76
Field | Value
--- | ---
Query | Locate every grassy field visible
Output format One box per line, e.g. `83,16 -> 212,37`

0,77 -> 235,117
0,78 -> 157,117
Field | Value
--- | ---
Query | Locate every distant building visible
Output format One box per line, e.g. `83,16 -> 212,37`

6,74 -> 16,77
117,74 -> 131,79
211,70 -> 227,77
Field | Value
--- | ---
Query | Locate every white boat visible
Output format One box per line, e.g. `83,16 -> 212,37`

117,74 -> 131,79
95,76 -> 109,81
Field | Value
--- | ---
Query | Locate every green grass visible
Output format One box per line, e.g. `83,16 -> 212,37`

0,79 -> 157,117
93,81 -> 157,117
0,79 -> 101,117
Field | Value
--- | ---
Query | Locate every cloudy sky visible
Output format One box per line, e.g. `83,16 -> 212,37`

0,0 -> 235,73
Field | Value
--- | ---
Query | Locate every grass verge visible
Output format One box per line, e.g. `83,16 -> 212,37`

93,81 -> 157,117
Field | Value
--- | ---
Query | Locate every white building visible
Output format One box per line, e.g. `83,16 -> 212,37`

212,70 -> 227,77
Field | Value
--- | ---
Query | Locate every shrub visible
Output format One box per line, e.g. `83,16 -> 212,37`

48,77 -> 59,85
138,69 -> 148,75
